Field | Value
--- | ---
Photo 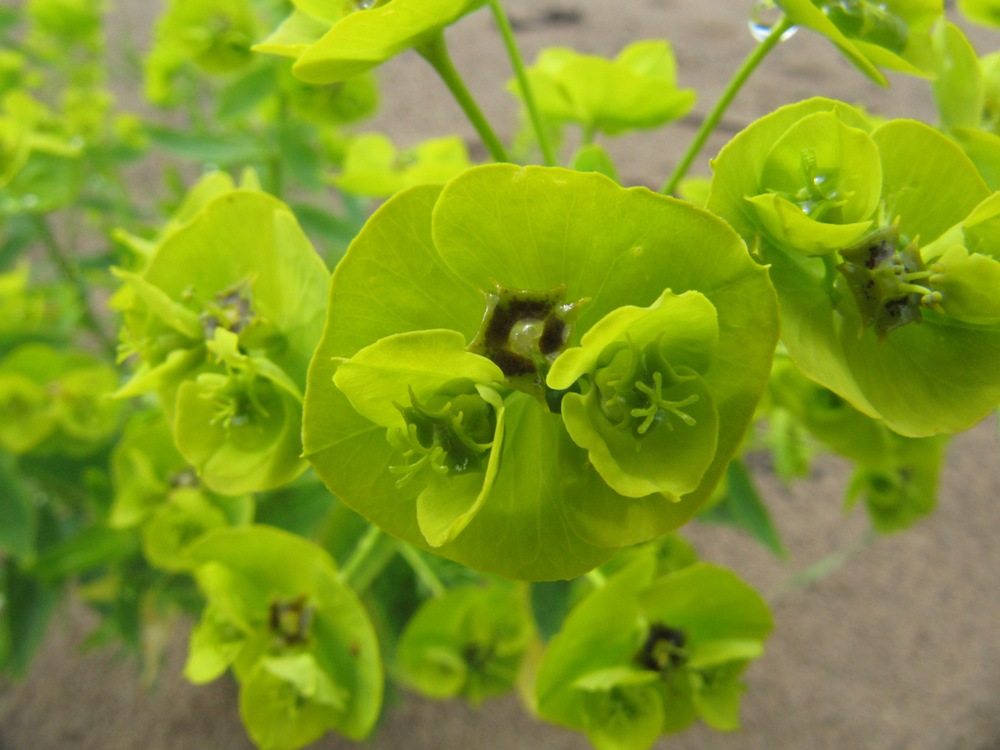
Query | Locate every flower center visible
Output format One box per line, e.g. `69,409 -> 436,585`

837,225 -> 945,341
468,284 -> 585,401
635,623 -> 688,675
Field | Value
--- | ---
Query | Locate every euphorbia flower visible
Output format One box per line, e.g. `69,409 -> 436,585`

255,0 -> 487,83
114,174 -> 328,495
0,343 -> 121,456
145,0 -> 260,104
775,0 -> 943,85
534,552 -> 773,749
396,583 -> 533,704
516,41 -> 696,138
303,165 -> 778,580
708,97 -> 1000,437
183,526 -> 382,749
766,354 -> 948,532
332,133 -> 473,198
108,412 -> 254,571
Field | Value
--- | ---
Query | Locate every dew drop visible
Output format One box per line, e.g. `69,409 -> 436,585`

748,0 -> 798,43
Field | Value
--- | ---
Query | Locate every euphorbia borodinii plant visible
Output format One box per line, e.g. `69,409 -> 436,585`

303,164 -> 778,581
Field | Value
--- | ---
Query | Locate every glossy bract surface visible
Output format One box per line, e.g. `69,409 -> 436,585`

303,165 -> 778,580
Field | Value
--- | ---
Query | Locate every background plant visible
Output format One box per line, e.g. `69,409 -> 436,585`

1,1 -> 998,749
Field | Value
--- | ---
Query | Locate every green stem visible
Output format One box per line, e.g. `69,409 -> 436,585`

418,32 -> 510,163
339,524 -> 398,594
487,0 -> 555,166
660,15 -> 793,196
33,217 -> 117,357
397,542 -> 446,599
768,528 -> 876,603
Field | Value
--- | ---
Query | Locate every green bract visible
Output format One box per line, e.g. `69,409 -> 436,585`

775,0 -> 942,85
534,553 -> 772,749
303,165 -> 778,580
930,22 -> 1000,190
708,97 -> 1000,437
114,176 -> 328,495
959,0 -> 1000,27
108,413 -> 254,571
145,0 -> 260,104
396,583 -> 533,704
332,133 -> 473,198
767,355 -> 947,532
256,0 -> 488,84
0,343 -> 121,456
517,41 -> 696,137
184,526 -> 382,749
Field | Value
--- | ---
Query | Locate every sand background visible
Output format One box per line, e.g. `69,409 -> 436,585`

1,1 -> 999,749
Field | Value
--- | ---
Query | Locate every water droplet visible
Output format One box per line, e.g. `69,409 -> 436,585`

748,0 -> 798,43
355,0 -> 378,9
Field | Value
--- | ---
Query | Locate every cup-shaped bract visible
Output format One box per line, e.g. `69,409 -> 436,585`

516,41 -> 696,137
183,526 -> 382,750
255,0 -> 488,84
546,289 -> 721,499
303,165 -> 778,581
115,179 -> 328,495
396,583 -> 533,704
708,97 -> 1000,437
775,0 -> 943,85
534,553 -> 772,749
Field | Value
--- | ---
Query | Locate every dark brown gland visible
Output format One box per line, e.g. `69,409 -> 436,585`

635,623 -> 688,674
468,284 -> 586,401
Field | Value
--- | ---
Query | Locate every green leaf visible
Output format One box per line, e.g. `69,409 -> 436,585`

146,127 -> 265,165
0,454 -> 36,560
259,0 -> 489,83
1,560 -> 59,678
697,458 -> 788,559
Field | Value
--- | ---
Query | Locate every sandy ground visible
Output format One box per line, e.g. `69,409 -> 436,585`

2,1 -> 1000,749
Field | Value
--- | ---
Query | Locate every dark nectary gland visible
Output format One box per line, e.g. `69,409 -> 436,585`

481,297 -> 554,350
636,623 -> 688,674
